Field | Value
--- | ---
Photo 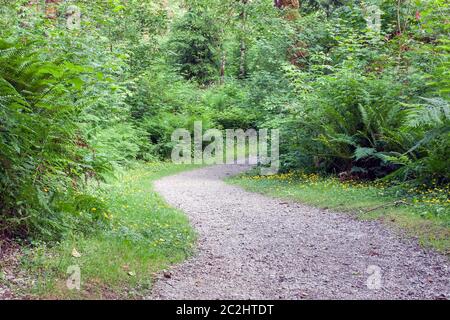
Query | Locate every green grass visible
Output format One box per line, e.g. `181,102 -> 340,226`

19,162 -> 200,299
228,170 -> 450,255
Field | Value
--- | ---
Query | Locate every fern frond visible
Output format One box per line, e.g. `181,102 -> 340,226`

407,97 -> 450,128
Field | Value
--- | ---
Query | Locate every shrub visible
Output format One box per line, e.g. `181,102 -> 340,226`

0,39 -> 109,240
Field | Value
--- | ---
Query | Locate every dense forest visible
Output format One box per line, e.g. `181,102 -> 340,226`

0,0 -> 449,299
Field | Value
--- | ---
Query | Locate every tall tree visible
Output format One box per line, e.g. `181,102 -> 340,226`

238,0 -> 248,79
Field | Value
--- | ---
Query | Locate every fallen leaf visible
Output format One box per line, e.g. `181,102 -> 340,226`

299,292 -> 309,298
128,271 -> 136,277
71,248 -> 81,258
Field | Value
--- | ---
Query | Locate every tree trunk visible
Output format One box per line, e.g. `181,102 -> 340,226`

277,0 -> 300,9
45,0 -> 61,19
275,0 -> 304,65
238,0 -> 248,79
239,40 -> 246,79
219,27 -> 226,84
220,52 -> 226,84
275,0 -> 300,20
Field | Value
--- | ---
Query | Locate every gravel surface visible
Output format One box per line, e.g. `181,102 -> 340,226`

150,164 -> 449,300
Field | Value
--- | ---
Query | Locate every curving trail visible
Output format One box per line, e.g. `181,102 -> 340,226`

149,164 -> 449,300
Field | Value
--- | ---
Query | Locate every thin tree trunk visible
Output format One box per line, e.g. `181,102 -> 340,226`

239,40 -> 246,79
220,54 -> 226,84
219,28 -> 226,84
238,0 -> 248,79
397,0 -> 403,34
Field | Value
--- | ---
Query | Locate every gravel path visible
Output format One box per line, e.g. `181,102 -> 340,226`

150,164 -> 449,300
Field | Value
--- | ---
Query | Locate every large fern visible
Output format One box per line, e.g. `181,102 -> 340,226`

0,39 -> 107,239
406,97 -> 450,154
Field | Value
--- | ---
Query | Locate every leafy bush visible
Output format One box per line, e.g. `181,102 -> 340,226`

167,7 -> 221,85
276,0 -> 450,184
0,39 -> 109,240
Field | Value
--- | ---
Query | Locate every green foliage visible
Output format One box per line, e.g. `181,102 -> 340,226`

307,71 -> 409,177
0,0 -> 170,240
0,39 -> 109,239
0,0 -> 448,242
22,163 -> 196,299
276,0 -> 450,184
202,82 -> 256,129
393,97 -> 450,182
167,7 -> 221,85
